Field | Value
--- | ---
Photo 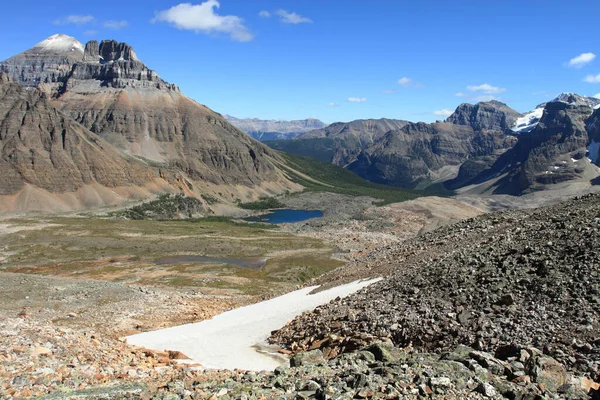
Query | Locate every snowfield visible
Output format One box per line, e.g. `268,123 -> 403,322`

512,108 -> 544,133
127,278 -> 382,371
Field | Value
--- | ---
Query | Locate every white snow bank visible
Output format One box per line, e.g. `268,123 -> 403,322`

512,108 -> 544,133
127,278 -> 382,371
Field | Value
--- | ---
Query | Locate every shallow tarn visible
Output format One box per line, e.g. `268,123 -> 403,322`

243,209 -> 323,224
126,278 -> 381,371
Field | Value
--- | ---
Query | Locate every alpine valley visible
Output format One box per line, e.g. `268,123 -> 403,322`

1,30 -> 600,400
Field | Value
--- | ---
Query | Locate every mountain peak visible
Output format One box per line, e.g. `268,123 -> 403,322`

33,34 -> 84,55
549,92 -> 600,108
446,100 -> 520,131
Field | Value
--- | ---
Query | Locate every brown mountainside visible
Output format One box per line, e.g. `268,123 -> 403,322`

0,35 -> 298,211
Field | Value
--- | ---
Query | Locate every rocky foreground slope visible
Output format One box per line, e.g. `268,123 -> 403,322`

3,194 -> 599,399
265,193 -> 600,398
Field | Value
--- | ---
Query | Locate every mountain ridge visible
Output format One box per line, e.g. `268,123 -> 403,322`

224,115 -> 327,141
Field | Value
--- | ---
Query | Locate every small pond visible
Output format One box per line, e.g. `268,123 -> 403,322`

155,256 -> 267,270
243,209 -> 323,224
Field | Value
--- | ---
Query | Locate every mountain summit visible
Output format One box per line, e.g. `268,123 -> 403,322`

0,35 -> 298,211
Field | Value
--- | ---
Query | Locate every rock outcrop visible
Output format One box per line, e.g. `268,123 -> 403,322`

224,116 -> 327,141
0,34 -> 84,91
446,100 -> 522,132
470,95 -> 600,194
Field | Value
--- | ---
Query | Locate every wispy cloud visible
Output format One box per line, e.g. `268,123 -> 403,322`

584,74 -> 600,83
153,1 -> 253,42
381,89 -> 395,94
567,52 -> 596,68
398,77 -> 412,86
328,102 -> 339,107
348,97 -> 366,103
104,20 -> 128,30
83,30 -> 98,36
258,10 -> 271,18
467,83 -> 506,94
398,77 -> 422,87
433,109 -> 454,117
455,92 -> 467,97
275,10 -> 312,24
53,15 -> 94,25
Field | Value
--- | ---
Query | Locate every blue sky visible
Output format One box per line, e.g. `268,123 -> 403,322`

1,0 -> 599,123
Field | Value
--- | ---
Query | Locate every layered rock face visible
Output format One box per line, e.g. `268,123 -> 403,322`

224,116 -> 327,141
0,34 -> 84,90
0,73 -> 158,195
1,34 -> 288,189
446,100 -> 522,132
472,95 -> 600,194
347,121 -> 516,188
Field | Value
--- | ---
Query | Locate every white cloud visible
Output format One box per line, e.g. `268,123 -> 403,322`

104,20 -> 128,30
54,15 -> 94,25
567,52 -> 596,68
584,74 -> 600,83
259,10 -> 271,18
398,77 -> 412,86
381,89 -> 395,94
153,1 -> 253,42
328,102 -> 339,107
347,97 -> 366,103
433,109 -> 454,117
455,92 -> 467,97
275,10 -> 312,24
397,77 -> 422,88
467,83 -> 506,94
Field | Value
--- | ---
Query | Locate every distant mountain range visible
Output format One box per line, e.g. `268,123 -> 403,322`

265,95 -> 600,195
224,116 -> 327,141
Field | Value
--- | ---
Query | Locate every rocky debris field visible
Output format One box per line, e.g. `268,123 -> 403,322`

269,193 -> 600,398
3,192 -> 600,398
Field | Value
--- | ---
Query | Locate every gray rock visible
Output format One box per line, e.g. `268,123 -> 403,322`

290,350 -> 326,367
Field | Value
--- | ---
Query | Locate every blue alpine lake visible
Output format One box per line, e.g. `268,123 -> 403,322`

244,209 -> 323,224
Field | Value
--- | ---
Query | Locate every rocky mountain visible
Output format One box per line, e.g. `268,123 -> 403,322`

0,72 -> 177,210
462,94 -> 600,194
224,115 -> 326,141
446,100 -> 522,131
0,34 -> 84,90
0,35 -> 298,211
266,118 -> 410,165
347,121 -> 516,189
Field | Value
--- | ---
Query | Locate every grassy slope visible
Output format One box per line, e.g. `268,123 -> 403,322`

278,153 -> 422,205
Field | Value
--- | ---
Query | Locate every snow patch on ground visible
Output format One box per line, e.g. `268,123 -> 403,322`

127,278 -> 382,371
512,108 -> 544,133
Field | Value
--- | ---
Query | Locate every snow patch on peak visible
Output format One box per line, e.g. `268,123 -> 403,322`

549,92 -> 600,108
33,34 -> 84,54
511,108 -> 544,133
